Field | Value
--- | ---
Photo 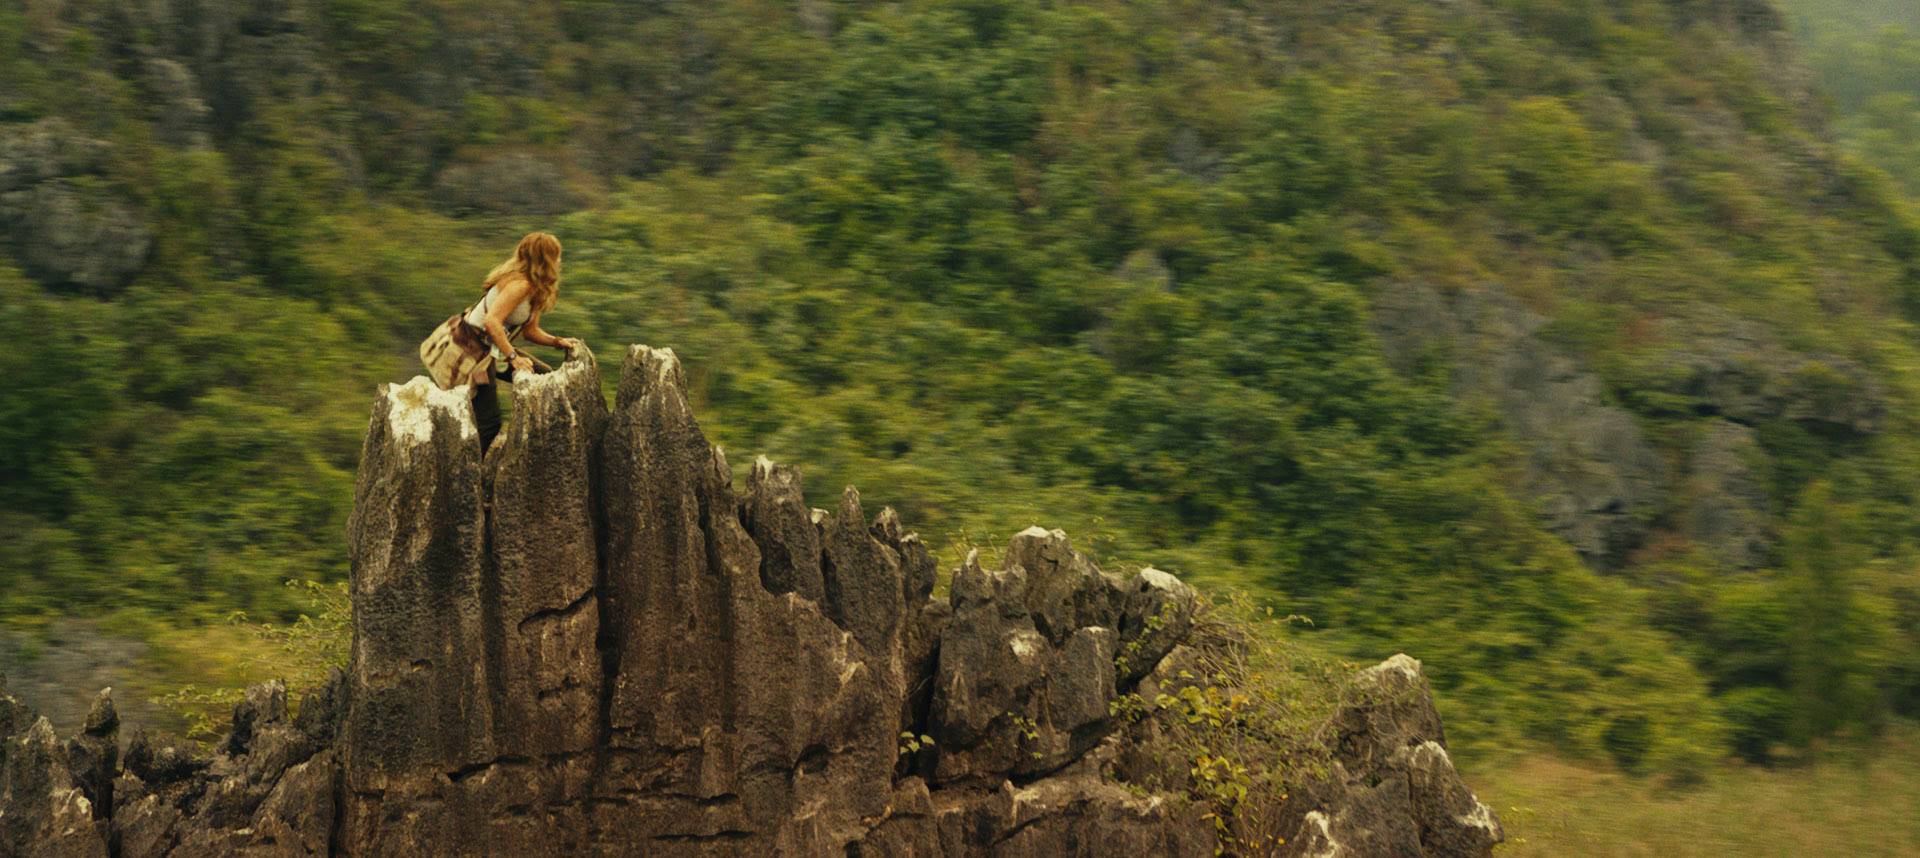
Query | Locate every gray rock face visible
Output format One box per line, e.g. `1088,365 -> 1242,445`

932,533 -> 1125,783
141,59 -> 213,149
742,456 -> 827,604
1659,313 -> 1887,436
342,375 -> 494,792
1374,284 -> 1890,569
109,679 -> 339,858
2,344 -> 1496,856
1,177 -> 153,293
0,120 -> 152,293
1685,420 -> 1769,568
593,345 -> 897,852
0,708 -> 109,858
1457,292 -> 1667,566
1005,526 -> 1126,645
1373,283 -> 1666,566
484,350 -> 607,757
1281,655 -> 1503,858
3,678 -> 338,858
1118,567 -> 1199,685
0,120 -> 116,193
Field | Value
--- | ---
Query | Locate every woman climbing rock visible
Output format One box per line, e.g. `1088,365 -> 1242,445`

418,231 -> 583,452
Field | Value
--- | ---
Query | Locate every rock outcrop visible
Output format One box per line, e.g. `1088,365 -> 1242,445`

0,119 -> 153,294
1281,656 -> 1504,857
1371,283 -> 1666,567
0,345 -> 1500,856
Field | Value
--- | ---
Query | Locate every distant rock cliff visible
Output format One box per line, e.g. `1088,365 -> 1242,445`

0,345 -> 1501,856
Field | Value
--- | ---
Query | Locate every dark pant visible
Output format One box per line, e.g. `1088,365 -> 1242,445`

471,365 -> 516,453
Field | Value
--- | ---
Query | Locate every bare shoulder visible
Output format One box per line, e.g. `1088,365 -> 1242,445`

492,274 -> 533,300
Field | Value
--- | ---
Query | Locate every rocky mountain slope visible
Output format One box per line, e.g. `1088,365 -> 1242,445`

0,346 -> 1499,856
8,0 -> 1920,774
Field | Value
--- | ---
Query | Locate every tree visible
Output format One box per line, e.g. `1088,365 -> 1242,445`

1780,482 -> 1892,746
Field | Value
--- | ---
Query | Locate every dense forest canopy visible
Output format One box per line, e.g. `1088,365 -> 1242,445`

4,0 -> 1920,777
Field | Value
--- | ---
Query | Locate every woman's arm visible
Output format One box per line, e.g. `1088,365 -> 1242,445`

522,313 -> 582,352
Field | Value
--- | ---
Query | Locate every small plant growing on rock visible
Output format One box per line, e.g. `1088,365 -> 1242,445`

1112,590 -> 1348,856
1007,713 -> 1045,759
1115,604 -> 1174,678
899,731 -> 936,756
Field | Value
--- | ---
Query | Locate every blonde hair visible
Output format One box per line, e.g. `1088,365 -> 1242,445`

482,232 -> 562,315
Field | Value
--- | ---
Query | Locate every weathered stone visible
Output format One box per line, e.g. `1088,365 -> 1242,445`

1,178 -> 153,293
822,487 -> 908,684
931,542 -> 1130,783
484,348 -> 606,757
1394,742 -> 1504,857
932,553 -> 1046,782
743,455 -> 827,604
1282,767 -> 1426,858
1281,654 -> 1502,858
226,680 -> 287,757
63,689 -> 118,821
0,120 -> 108,193
293,669 -> 344,748
871,504 -> 948,751
0,717 -> 110,858
1108,644 -> 1206,792
1372,284 -> 1666,565
1658,313 -> 1888,436
1004,527 -> 1124,644
342,375 -> 494,797
1118,567 -> 1198,685
593,344 -> 896,850
167,750 -> 338,858
197,683 -> 319,831
142,59 -> 213,149
113,775 -> 188,858
1332,654 -> 1448,774
872,507 -> 937,607
0,120 -> 149,292
113,678 -> 338,857
898,596 -> 952,776
123,729 -> 208,786
913,775 -> 1214,858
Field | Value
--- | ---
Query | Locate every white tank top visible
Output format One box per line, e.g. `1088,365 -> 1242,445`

463,284 -> 532,358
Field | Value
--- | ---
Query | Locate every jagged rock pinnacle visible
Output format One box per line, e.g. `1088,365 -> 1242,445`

0,345 -> 1500,857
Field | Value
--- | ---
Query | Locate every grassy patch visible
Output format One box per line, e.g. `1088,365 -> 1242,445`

1470,727 -> 1920,856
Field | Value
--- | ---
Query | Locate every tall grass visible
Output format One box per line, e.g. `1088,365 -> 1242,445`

1470,727 -> 1920,857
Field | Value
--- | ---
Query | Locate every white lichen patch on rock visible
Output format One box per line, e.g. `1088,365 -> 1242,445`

1409,739 -> 1452,766
1456,796 -> 1500,833
1137,567 -> 1181,591
384,376 -> 476,445
1301,811 -> 1343,858
511,347 -> 592,395
1360,652 -> 1423,684
627,343 -> 681,382
1008,630 -> 1044,661
1016,525 -> 1065,541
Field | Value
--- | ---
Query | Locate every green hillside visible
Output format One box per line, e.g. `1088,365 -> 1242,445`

4,0 -> 1919,778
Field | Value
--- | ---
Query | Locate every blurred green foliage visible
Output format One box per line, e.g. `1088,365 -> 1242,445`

3,0 -> 1919,777
1782,0 -> 1920,197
